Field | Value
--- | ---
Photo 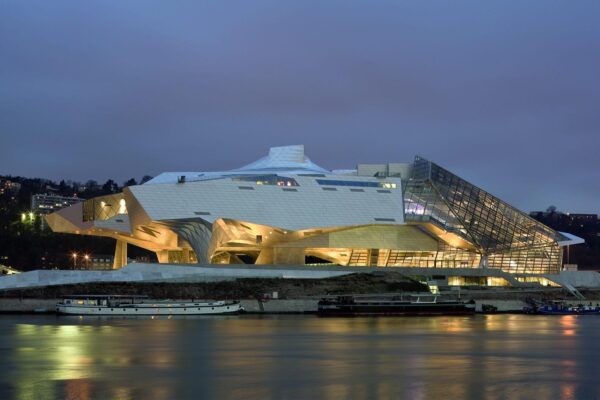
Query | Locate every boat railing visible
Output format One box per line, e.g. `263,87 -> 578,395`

320,294 -> 449,305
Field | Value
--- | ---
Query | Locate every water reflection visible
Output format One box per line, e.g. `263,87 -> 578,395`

0,315 -> 598,399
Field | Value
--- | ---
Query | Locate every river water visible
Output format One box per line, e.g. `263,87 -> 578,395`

0,314 -> 598,400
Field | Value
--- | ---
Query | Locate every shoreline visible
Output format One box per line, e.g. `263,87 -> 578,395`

2,272 -> 599,315
1,296 -> 598,315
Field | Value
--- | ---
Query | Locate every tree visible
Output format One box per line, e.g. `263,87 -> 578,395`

140,175 -> 153,184
123,178 -> 137,187
58,180 -> 69,196
85,180 -> 98,190
101,179 -> 119,194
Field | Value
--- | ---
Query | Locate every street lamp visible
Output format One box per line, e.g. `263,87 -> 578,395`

84,254 -> 90,269
72,253 -> 77,269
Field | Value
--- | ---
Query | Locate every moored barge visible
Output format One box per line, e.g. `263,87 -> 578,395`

318,295 -> 475,316
56,295 -> 244,316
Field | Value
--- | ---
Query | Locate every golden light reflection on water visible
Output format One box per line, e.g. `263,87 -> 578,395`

1,315 -> 599,400
560,315 -> 577,337
8,318 -> 178,400
206,315 -> 599,400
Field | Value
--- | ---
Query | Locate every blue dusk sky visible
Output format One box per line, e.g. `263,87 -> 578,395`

1,1 -> 599,213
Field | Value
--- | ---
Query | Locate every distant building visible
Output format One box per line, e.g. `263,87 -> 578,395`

31,194 -> 84,214
86,255 -> 114,270
530,211 -> 599,228
566,213 -> 599,228
47,145 -> 582,275
31,194 -> 84,228
0,179 -> 21,198
530,211 -> 599,270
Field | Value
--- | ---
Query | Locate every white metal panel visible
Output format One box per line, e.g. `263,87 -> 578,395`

129,175 -> 404,230
557,232 -> 585,246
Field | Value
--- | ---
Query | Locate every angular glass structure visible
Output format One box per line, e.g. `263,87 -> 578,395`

404,157 -> 566,274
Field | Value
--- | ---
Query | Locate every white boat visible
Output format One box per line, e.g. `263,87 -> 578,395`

56,295 -> 244,316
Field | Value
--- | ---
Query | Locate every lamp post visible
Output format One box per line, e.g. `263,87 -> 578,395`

84,254 -> 90,269
72,253 -> 77,269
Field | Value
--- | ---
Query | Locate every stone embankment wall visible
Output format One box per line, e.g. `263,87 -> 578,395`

0,272 -> 425,300
0,298 -> 59,313
0,272 -> 424,313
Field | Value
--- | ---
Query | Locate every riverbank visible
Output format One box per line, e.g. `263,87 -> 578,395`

2,287 -> 600,314
0,272 -> 424,299
0,272 -> 424,313
1,296 -> 599,314
2,271 -> 600,314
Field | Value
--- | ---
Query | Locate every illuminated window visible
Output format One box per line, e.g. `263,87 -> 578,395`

232,175 -> 299,187
118,199 -> 127,214
316,179 -> 378,188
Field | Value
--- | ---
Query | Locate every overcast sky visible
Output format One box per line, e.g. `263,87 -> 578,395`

1,1 -> 599,213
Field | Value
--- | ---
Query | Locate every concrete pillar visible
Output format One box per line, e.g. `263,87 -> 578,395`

113,239 -> 128,269
256,248 -> 274,265
155,250 -> 169,263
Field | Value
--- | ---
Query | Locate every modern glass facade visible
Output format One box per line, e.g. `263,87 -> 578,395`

345,246 -> 480,268
404,157 -> 565,274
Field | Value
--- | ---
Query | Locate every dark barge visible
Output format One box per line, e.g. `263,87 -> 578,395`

318,295 -> 475,316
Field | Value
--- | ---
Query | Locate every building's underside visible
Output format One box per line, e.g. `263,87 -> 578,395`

46,145 -> 581,275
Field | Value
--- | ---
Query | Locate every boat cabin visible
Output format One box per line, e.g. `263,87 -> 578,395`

60,295 -> 149,307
